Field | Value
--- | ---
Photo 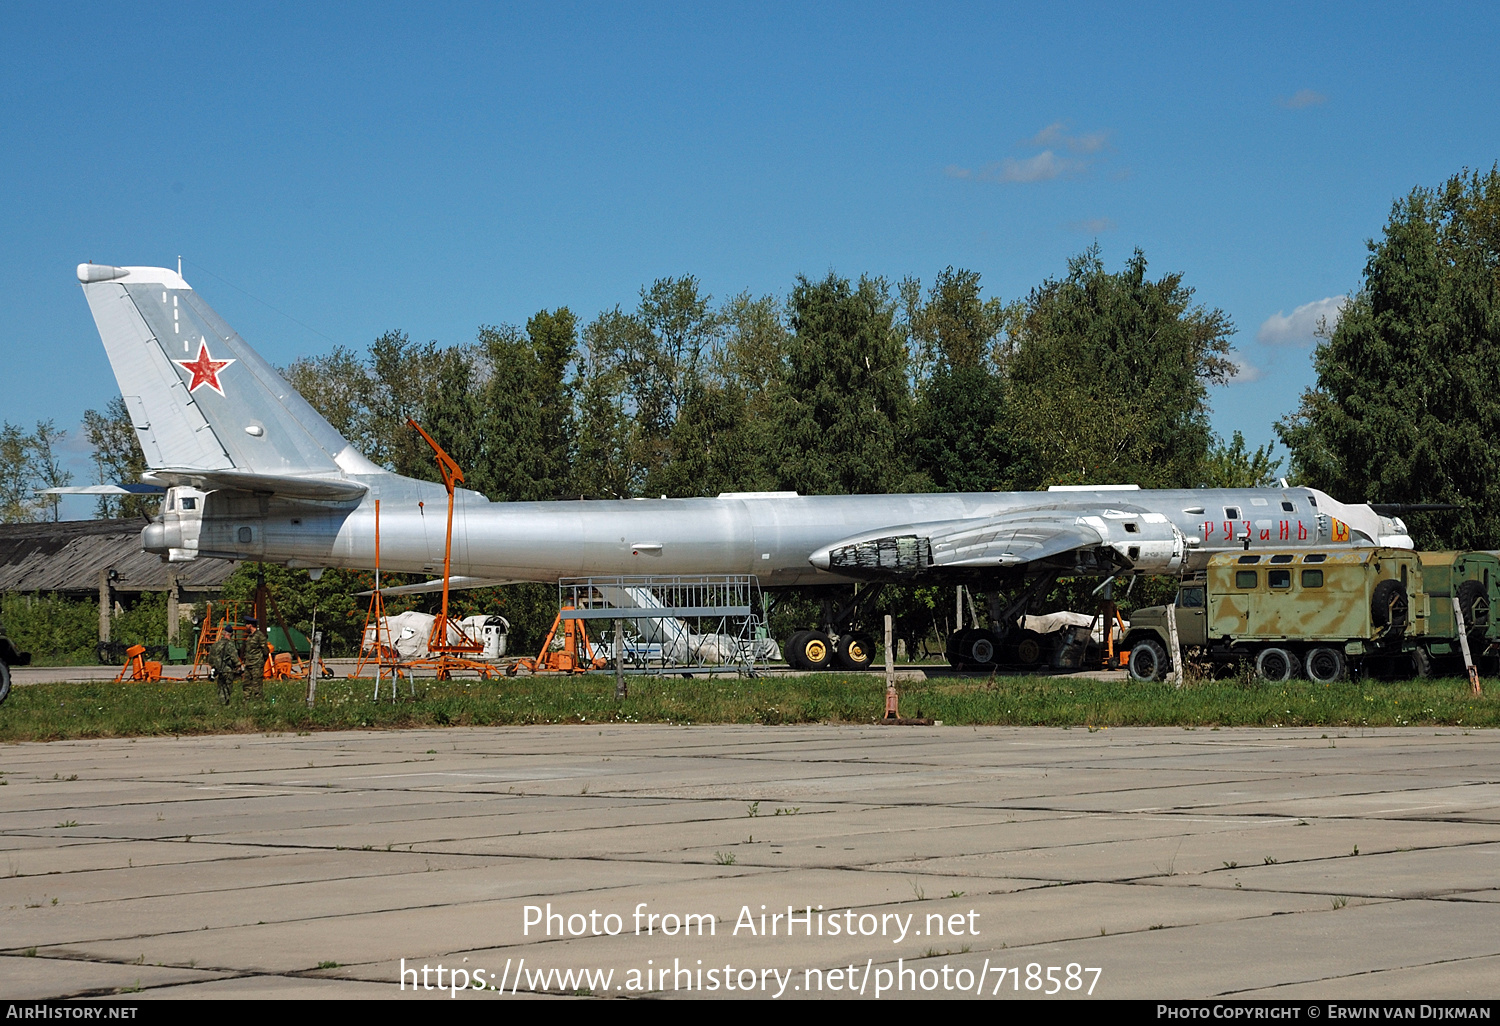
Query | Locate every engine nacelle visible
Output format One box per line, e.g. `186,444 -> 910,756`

1077,512 -> 1186,573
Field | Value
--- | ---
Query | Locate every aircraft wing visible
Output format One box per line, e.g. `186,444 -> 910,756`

809,506 -> 1186,579
356,576 -> 525,597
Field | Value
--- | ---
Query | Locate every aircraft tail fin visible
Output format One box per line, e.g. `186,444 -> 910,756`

77,264 -> 382,495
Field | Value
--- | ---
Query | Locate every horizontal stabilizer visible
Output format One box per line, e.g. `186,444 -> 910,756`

141,468 -> 367,501
41,483 -> 166,495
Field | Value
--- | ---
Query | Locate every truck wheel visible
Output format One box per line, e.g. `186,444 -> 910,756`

835,634 -> 876,671
1255,647 -> 1299,683
1457,579 -> 1489,632
1371,579 -> 1408,629
0,660 -> 10,705
1411,646 -> 1433,678
1305,647 -> 1346,684
1128,640 -> 1169,682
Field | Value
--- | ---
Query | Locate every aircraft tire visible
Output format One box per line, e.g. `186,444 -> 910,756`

835,634 -> 876,671
797,631 -> 834,671
786,631 -> 811,670
1008,629 -> 1048,669
966,629 -> 1000,666
1255,647 -> 1299,683
1127,640 -> 1168,682
1305,646 -> 1346,684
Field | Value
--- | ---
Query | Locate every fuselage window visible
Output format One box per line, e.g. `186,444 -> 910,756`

1235,570 -> 1258,589
1281,501 -> 1295,512
1224,506 -> 1241,520
1237,554 -> 1260,564
1268,569 -> 1291,589
1270,554 -> 1293,563
1304,553 -> 1326,563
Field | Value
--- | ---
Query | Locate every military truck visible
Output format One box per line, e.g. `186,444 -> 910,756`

1122,548 -> 1498,683
0,617 -> 31,705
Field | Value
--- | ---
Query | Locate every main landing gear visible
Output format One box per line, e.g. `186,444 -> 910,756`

944,573 -> 1059,671
784,587 -> 880,671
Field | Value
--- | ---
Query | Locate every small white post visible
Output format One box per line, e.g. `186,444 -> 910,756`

1165,601 -> 1183,687
1452,596 -> 1483,696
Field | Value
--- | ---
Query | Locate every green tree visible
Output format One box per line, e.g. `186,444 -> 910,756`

82,397 -> 158,519
1201,431 -> 1282,489
1277,165 -> 1500,548
470,312 -> 576,502
1007,247 -> 1236,488
0,422 -> 36,523
771,273 -> 913,495
28,421 -> 72,522
903,269 -> 1026,492
572,310 -> 637,498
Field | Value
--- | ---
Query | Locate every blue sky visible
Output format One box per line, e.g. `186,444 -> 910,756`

3,3 -> 1498,514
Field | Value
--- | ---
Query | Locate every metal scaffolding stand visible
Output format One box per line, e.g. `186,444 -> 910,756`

556,575 -> 769,677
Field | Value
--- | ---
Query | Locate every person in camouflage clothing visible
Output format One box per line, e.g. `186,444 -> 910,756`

241,618 -> 269,700
209,627 -> 242,704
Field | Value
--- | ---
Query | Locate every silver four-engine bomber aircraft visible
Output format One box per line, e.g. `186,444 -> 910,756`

76,263 -> 1416,669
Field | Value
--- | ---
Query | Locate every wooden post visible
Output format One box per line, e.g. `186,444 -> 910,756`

307,630 -> 322,708
955,586 -> 963,631
166,571 -> 179,645
614,618 -> 626,699
1452,596 -> 1483,696
98,568 -> 111,644
883,614 -> 898,719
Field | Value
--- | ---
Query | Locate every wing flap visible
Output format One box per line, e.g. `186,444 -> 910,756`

811,513 -> 1109,578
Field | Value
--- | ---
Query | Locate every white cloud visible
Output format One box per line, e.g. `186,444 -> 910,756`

995,151 -> 1086,183
1029,122 -> 1109,153
1224,357 -> 1263,384
1257,296 -> 1346,345
1278,89 -> 1327,109
1067,217 -> 1117,233
946,122 -> 1108,187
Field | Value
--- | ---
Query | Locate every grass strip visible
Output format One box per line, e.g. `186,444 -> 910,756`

1,673 -> 1496,742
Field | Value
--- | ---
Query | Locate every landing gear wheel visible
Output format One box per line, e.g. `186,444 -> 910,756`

1255,647 -> 1300,683
835,634 -> 876,671
786,630 -> 811,669
1128,640 -> 1169,682
1304,646 -> 1346,684
966,629 -> 1000,667
1009,628 -> 1048,669
796,631 -> 833,671
946,628 -> 981,668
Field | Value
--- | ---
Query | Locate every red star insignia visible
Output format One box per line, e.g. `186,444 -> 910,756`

174,341 -> 235,396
